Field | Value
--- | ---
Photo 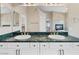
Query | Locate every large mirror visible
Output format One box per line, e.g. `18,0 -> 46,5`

25,5 -> 68,32
0,5 -> 20,37
13,11 -> 19,26
0,3 -> 68,33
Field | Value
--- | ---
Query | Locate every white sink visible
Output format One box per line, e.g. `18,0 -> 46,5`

48,35 -> 65,40
14,35 -> 31,41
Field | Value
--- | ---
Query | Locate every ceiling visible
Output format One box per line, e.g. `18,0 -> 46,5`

0,3 -> 68,14
16,3 -> 68,13
38,6 -> 68,13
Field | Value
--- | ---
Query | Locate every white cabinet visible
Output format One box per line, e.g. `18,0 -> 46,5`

7,43 -> 18,55
40,43 -> 79,55
49,43 -> 63,55
0,42 -> 79,55
0,43 -> 16,55
63,43 -> 79,55
0,42 -> 39,55
40,43 -> 65,55
28,43 -> 39,55
0,43 -> 9,55
40,43 -> 58,55
19,43 -> 39,55
15,43 -> 29,55
7,42 -> 39,55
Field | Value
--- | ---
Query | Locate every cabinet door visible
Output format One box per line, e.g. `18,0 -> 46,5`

49,43 -> 63,55
18,43 -> 30,55
7,43 -> 18,55
63,43 -> 79,55
21,43 -> 39,55
0,48 -> 9,55
40,43 -> 60,55
0,43 -> 8,55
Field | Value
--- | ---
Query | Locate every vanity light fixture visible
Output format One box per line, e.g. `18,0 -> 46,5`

17,3 -> 66,7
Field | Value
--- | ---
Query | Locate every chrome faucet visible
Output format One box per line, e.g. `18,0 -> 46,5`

53,29 -> 58,35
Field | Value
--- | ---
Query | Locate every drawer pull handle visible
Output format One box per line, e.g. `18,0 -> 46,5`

43,45 -> 46,47
76,45 -> 79,46
0,45 -> 3,47
33,45 -> 36,47
16,49 -> 20,55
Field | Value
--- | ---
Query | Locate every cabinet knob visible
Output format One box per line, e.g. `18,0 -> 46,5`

0,45 -> 3,47
60,45 -> 63,47
62,49 -> 64,55
17,45 -> 19,47
58,49 -> 61,55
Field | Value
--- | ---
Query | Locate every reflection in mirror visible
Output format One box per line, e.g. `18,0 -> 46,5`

0,5 -> 20,41
26,6 -> 68,32
13,11 -> 19,26
0,7 -> 19,27
0,7 -> 13,27
0,14 -> 1,27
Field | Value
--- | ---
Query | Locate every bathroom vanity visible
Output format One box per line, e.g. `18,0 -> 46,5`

0,33 -> 79,55
0,42 -> 79,55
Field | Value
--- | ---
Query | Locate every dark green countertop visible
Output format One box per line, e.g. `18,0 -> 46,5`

1,35 -> 79,42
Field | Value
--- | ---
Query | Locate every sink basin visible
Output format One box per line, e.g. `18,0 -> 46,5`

14,35 -> 31,41
48,35 -> 65,40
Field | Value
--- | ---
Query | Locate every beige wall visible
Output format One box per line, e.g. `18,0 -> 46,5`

67,4 -> 79,38
52,12 -> 65,20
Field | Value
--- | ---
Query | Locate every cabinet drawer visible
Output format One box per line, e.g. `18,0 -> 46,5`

7,49 -> 16,55
29,43 -> 39,48
18,43 -> 29,48
7,43 -> 18,48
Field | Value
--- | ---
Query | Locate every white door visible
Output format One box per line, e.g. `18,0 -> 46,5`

21,43 -> 39,55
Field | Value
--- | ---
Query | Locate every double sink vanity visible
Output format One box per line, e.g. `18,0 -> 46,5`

0,32 -> 79,55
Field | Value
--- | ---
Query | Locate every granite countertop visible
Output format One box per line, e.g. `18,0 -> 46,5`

2,35 -> 79,42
